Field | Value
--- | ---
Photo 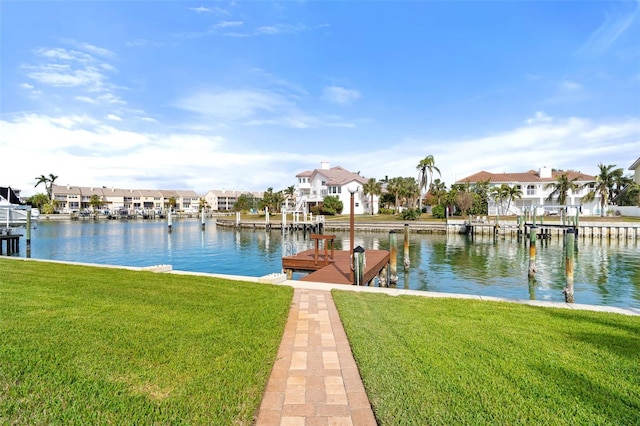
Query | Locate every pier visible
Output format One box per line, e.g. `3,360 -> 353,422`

0,234 -> 21,255
282,234 -> 390,285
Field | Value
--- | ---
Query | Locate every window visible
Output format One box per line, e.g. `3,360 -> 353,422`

527,185 -> 535,195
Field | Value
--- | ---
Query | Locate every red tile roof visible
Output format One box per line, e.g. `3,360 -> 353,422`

457,169 -> 595,184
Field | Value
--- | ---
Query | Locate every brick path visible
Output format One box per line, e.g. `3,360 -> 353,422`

255,288 -> 377,426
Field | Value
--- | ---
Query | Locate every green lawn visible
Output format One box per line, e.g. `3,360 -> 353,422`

333,291 -> 640,425
0,259 -> 292,425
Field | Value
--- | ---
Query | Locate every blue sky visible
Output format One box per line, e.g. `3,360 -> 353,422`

2,1 -> 639,197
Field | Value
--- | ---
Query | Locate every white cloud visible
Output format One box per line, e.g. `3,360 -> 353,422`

20,83 -> 34,90
561,80 -> 583,92
323,86 -> 361,105
578,1 -> 639,55
525,111 -> 553,124
75,96 -> 98,104
216,21 -> 243,28
107,114 -> 122,121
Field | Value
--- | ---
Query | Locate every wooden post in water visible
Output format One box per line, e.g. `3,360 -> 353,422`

168,210 -> 173,233
564,229 -> 575,303
403,223 -> 410,268
26,209 -> 32,255
201,209 -> 205,230
389,231 -> 398,287
528,226 -> 537,278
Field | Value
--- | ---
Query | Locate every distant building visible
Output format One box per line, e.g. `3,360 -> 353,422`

51,185 -> 200,213
457,166 -> 602,216
203,189 -> 264,212
295,161 -> 377,215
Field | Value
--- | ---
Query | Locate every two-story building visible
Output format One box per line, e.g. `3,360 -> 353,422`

457,166 -> 601,216
630,157 -> 640,185
295,162 -> 377,215
51,185 -> 200,213
203,189 -> 264,212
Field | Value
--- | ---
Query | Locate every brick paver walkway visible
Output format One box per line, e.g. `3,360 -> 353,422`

256,288 -> 377,426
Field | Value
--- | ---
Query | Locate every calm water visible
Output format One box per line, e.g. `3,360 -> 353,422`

11,218 -> 640,309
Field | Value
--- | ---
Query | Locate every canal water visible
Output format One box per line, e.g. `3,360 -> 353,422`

12,218 -> 640,309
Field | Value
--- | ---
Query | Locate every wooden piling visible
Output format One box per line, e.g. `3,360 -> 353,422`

353,246 -> 365,286
564,229 -> 575,303
528,226 -> 537,278
389,231 -> 398,286
168,210 -> 172,233
201,209 -> 206,230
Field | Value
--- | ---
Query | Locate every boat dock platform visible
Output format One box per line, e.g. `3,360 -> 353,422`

282,234 -> 390,285
0,233 -> 21,255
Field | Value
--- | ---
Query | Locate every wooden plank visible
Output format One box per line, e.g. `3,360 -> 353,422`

283,249 -> 389,285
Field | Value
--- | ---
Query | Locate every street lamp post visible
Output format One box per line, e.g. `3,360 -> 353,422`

348,183 -> 358,283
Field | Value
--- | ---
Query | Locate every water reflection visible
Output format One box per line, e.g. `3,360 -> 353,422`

12,219 -> 640,309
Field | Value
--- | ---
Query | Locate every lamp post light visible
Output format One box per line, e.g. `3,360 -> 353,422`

348,183 -> 358,283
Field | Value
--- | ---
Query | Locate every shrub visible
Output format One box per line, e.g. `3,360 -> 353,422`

431,204 -> 445,219
401,208 -> 421,220
379,208 -> 395,215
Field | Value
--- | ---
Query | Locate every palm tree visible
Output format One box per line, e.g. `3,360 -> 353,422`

400,177 -> 420,209
34,173 -> 58,201
505,185 -> 523,214
416,155 -> 441,211
362,178 -> 382,215
430,178 -> 447,205
544,173 -> 580,206
582,163 -> 624,216
386,177 -> 403,213
283,185 -> 296,210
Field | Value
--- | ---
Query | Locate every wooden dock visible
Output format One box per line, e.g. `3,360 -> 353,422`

0,234 -> 21,255
282,247 -> 390,285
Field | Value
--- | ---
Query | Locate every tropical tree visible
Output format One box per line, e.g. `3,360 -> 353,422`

198,197 -> 209,212
26,193 -> 50,210
34,173 -> 58,201
168,197 -> 177,211
492,184 -> 522,215
362,178 -> 382,215
89,195 -> 103,212
283,185 -> 296,210
234,193 -> 255,212
429,178 -> 447,205
385,177 -> 404,213
582,163 -> 624,216
321,195 -> 343,215
544,173 -> 580,206
400,177 -> 420,209
416,155 -> 441,211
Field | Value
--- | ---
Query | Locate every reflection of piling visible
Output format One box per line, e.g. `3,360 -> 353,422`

564,229 -> 575,303
168,210 -> 173,233
389,231 -> 398,287
528,226 -> 537,278
403,224 -> 410,268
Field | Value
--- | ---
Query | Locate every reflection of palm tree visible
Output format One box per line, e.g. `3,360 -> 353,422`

416,155 -> 440,211
362,178 -> 382,215
544,173 -> 579,206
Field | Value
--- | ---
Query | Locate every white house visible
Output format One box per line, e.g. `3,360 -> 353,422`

295,162 -> 377,215
629,157 -> 640,184
457,166 -> 602,216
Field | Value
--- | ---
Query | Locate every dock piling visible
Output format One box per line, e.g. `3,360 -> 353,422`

564,229 -> 575,303
528,226 -> 537,278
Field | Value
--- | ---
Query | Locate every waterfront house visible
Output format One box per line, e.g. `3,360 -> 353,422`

456,166 -> 601,216
295,162 -> 378,215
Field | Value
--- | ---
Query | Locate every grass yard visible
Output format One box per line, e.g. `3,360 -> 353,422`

333,291 -> 640,425
0,259 -> 293,425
